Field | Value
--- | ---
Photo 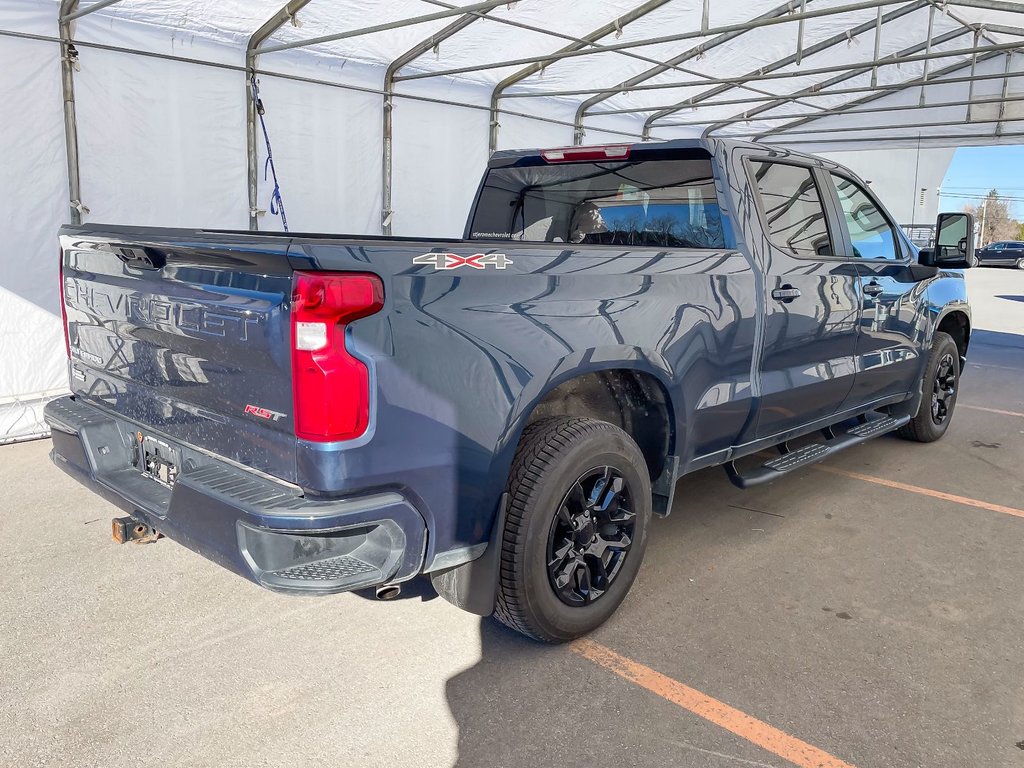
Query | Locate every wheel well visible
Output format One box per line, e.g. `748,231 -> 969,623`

937,311 -> 970,358
526,369 -> 673,481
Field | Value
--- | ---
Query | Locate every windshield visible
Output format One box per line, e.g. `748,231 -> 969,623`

469,155 -> 730,249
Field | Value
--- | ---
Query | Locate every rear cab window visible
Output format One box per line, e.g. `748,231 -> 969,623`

748,160 -> 834,258
468,147 -> 732,249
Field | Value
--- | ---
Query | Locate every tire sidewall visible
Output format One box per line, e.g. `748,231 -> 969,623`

515,428 -> 651,642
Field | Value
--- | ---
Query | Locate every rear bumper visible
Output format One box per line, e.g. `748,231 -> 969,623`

44,396 -> 427,594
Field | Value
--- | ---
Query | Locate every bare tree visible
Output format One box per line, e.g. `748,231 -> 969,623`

963,190 -> 1021,245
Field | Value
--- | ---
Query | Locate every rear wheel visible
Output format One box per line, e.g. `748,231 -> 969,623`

1016,258 -> 1024,270
493,417 -> 651,643
898,331 -> 960,443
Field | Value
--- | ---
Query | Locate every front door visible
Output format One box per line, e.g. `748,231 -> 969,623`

746,159 -> 861,439
824,172 -> 928,406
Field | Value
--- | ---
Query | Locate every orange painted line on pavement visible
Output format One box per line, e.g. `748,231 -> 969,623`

960,403 -> 1024,418
813,465 -> 1024,519
570,639 -> 857,768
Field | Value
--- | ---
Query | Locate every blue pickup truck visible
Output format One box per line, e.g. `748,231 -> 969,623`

47,138 -> 974,642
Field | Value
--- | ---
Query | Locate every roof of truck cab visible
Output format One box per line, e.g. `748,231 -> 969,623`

488,137 -> 833,167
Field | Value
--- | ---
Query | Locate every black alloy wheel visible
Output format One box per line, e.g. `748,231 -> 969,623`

546,466 -> 635,607
898,331 -> 960,443
493,417 -> 652,643
931,352 -> 957,426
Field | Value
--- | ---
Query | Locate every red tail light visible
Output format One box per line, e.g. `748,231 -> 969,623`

59,252 -> 71,359
541,144 -> 631,163
291,271 -> 384,442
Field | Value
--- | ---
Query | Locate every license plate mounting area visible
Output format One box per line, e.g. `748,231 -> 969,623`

135,432 -> 180,488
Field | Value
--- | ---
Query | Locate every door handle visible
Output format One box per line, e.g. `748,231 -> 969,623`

771,285 -> 801,303
863,282 -> 884,296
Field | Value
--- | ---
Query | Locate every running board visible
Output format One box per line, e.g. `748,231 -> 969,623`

724,414 -> 910,489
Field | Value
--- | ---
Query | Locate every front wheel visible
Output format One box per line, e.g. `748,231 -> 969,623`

898,331 -> 961,442
493,417 -> 652,643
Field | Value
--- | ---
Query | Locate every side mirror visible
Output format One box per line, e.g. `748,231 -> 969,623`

920,212 -> 976,268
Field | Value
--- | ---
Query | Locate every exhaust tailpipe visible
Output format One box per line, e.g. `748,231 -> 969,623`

375,584 -> 401,600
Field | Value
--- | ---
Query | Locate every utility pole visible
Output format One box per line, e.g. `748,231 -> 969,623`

979,197 -> 988,247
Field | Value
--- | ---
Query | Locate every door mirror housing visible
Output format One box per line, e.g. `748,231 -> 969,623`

919,212 -> 976,268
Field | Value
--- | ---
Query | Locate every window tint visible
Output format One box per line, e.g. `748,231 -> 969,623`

830,174 -> 899,260
469,156 -> 729,248
749,161 -> 833,257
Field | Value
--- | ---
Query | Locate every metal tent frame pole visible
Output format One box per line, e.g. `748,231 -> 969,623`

679,25 -> 972,128
62,0 -> 123,24
59,1 -> 81,225
246,0 -> 313,231
594,30 -> 985,116
258,0 -> 510,55
425,0 -> 831,145
57,0 -> 126,225
40,0 -> 1024,236
487,0 -> 671,154
754,48 -> 1008,139
702,29 -> 1005,137
382,11 -> 491,235
394,0 -> 924,84
655,93 -> 1024,129
571,0 -> 810,144
768,129 -> 1024,146
742,114 -> 1018,137
643,1 -> 935,138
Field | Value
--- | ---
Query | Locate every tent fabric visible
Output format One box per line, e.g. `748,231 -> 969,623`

0,0 -> 1021,441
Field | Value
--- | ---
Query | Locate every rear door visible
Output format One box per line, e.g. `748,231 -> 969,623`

745,157 -> 861,439
1008,242 -> 1024,265
823,172 -> 928,406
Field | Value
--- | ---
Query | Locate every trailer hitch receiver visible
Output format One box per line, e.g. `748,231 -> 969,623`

111,516 -> 160,544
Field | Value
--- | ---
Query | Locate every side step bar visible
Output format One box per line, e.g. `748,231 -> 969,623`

724,413 -> 911,489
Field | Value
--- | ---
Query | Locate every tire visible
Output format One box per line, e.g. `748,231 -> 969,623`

897,331 -> 961,443
1016,258 -> 1024,270
493,417 -> 652,643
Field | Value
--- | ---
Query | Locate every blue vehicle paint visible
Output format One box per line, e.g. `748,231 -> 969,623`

47,138 -> 972,616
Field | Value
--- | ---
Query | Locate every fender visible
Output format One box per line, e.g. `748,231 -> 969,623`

431,349 -> 679,616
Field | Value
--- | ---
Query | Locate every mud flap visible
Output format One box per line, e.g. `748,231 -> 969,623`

431,493 -> 508,617
651,455 -> 680,517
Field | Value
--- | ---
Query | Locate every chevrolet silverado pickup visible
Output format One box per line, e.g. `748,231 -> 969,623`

47,138 -> 975,642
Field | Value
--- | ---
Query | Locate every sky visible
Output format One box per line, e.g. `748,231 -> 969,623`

940,145 -> 1024,220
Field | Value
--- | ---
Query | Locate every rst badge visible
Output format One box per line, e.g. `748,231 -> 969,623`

244,404 -> 286,422
413,252 -> 513,270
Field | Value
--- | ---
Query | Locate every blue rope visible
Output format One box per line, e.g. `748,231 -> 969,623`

251,73 -> 289,232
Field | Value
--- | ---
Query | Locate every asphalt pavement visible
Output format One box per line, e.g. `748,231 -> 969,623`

2,266 -> 1022,768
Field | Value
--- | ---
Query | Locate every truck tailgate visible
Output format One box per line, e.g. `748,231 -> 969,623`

60,228 -> 298,482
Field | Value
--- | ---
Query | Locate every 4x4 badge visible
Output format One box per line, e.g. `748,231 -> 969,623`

413,252 -> 513,270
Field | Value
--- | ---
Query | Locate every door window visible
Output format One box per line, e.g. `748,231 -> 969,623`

830,175 -> 899,260
749,161 -> 833,257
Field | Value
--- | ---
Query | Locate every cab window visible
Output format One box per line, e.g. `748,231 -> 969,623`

830,174 -> 900,260
749,160 -> 833,257
469,154 -> 729,248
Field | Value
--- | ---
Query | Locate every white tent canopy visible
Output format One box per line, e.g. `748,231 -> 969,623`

1,0 -> 1022,441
